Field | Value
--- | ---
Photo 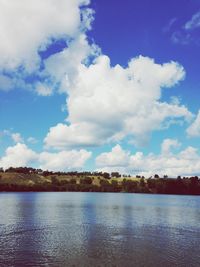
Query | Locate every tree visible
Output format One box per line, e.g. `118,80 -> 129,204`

70,178 -> 76,184
51,176 -> 60,186
147,178 -> 156,190
189,176 -> 200,194
102,172 -> 110,179
111,172 -> 121,178
100,179 -> 111,192
111,180 -> 120,192
122,179 -> 138,193
80,177 -> 93,184
140,177 -> 145,187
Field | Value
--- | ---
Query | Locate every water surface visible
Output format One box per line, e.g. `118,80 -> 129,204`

0,192 -> 200,267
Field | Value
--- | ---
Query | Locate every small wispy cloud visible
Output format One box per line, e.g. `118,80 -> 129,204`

35,83 -> 53,96
184,11 -> 200,30
167,10 -> 200,45
171,31 -> 192,45
163,18 -> 177,33
0,130 -> 38,145
27,137 -> 38,144
11,133 -> 24,143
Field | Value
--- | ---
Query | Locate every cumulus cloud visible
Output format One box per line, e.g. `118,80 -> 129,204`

44,122 -> 108,149
11,133 -> 24,143
45,55 -> 192,148
187,110 -> 200,137
0,0 -> 90,71
0,143 -> 37,169
42,33 -> 99,94
96,145 -> 130,167
0,0 -> 94,96
39,149 -> 92,171
0,1 -> 197,174
95,141 -> 200,177
0,143 -> 91,171
161,138 -> 181,155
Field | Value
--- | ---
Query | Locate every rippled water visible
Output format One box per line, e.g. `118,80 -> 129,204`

0,192 -> 200,267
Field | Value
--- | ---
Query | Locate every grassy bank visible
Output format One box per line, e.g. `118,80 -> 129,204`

0,170 -> 200,195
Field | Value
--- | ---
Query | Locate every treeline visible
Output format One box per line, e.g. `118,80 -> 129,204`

0,167 -> 124,179
0,168 -> 200,195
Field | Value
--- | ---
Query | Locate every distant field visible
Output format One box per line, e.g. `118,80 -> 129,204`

0,172 -> 140,186
110,177 -> 141,182
0,171 -> 199,195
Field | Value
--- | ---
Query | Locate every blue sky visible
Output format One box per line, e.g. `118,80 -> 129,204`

0,0 -> 200,176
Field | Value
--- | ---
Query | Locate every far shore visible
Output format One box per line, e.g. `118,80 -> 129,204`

0,167 -> 200,195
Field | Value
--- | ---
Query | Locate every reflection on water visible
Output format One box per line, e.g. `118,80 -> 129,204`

0,192 -> 200,266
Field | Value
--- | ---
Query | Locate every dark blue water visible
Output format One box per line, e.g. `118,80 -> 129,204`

0,192 -> 200,267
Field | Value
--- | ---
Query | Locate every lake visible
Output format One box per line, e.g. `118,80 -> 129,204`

0,192 -> 200,267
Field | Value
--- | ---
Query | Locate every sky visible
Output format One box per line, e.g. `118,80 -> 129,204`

1,0 -> 200,177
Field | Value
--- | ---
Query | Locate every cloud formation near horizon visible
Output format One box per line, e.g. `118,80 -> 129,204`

96,141 -> 200,177
0,143 -> 91,171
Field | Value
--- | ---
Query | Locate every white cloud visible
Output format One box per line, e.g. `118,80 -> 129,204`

161,138 -> 181,155
163,18 -> 177,33
170,96 -> 181,105
27,137 -> 38,144
171,31 -> 192,45
0,0 -> 95,97
0,74 -> 13,91
42,33 -> 100,94
185,11 -> 200,30
35,83 -> 53,96
187,110 -> 200,137
2,131 -> 38,145
0,143 -> 37,169
44,122 -> 107,149
0,0 -> 90,71
0,1 -> 197,176
95,140 -> 200,177
0,1 -> 193,151
96,145 -> 130,167
45,55 -> 192,148
43,36 -> 85,91
0,143 -> 91,171
11,133 -> 24,143
39,149 -> 91,171
171,11 -> 200,45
